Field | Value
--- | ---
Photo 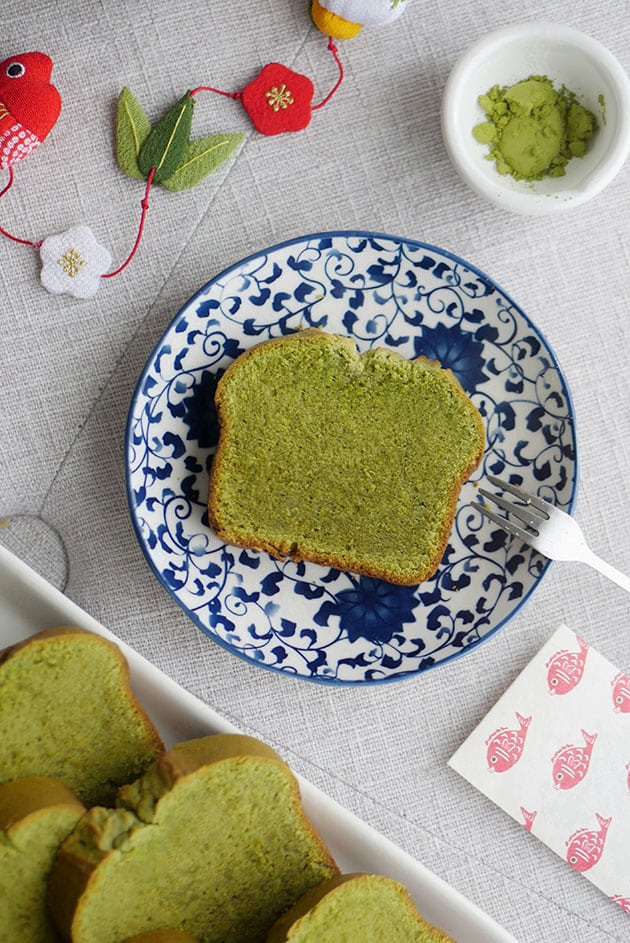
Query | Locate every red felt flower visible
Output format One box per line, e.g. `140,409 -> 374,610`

240,63 -> 314,136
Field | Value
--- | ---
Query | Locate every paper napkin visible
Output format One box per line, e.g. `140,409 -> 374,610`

449,624 -> 630,913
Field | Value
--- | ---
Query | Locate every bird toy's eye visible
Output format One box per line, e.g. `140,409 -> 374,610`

6,61 -> 26,78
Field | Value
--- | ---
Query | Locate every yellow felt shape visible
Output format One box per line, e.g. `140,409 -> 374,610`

311,0 -> 362,38
311,0 -> 411,37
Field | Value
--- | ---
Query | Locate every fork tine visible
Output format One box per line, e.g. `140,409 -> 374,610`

486,474 -> 550,518
478,487 -> 543,530
472,502 -> 534,542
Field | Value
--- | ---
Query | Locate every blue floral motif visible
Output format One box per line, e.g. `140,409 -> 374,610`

322,577 -> 419,645
413,321 -> 487,392
178,368 -> 224,449
126,232 -> 577,685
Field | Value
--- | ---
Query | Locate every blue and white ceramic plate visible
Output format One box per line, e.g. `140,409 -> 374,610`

126,232 -> 577,685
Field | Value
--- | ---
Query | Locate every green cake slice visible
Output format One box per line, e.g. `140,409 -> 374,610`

48,734 -> 339,943
0,776 -> 85,943
208,329 -> 485,584
123,932 -> 200,942
0,626 -> 164,807
265,872 -> 455,942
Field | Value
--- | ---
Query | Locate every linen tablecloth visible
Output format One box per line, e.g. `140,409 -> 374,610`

1,2 -> 629,940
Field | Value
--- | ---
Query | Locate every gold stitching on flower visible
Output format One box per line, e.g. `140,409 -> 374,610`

58,247 -> 87,278
265,84 -> 294,112
0,102 -> 9,121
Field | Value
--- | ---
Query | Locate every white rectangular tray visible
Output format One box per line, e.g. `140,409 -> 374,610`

0,544 -> 518,943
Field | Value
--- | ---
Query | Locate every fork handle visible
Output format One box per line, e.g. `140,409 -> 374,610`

579,547 -> 630,594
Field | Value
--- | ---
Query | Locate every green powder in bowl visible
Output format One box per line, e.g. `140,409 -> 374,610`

473,74 -> 598,181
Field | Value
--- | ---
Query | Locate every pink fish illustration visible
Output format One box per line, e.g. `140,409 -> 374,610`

611,672 -> 630,713
565,813 -> 611,872
546,636 -> 589,695
551,730 -> 597,790
520,807 -> 537,831
485,712 -> 531,773
611,896 -> 630,913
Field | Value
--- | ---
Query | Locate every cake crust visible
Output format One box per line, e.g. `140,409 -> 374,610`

265,872 -> 456,942
0,776 -> 85,943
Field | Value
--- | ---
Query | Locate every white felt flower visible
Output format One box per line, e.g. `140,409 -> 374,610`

40,225 -> 112,299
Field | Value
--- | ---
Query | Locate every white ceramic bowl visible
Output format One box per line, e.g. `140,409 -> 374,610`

441,22 -> 630,215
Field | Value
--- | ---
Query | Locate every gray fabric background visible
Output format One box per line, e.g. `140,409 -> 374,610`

2,2 -> 630,940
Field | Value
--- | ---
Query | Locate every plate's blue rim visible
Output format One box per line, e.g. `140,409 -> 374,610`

125,229 -> 579,686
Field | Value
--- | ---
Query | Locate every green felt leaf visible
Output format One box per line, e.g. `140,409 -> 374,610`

160,133 -> 244,191
116,87 -> 152,179
138,93 -> 194,183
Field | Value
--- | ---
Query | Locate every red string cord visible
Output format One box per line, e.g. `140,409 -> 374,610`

190,34 -> 344,110
0,166 -> 43,248
312,37 -> 344,110
1,164 -> 154,273
1,36 -> 343,274
189,85 -> 241,100
0,166 -> 13,200
102,167 -> 155,279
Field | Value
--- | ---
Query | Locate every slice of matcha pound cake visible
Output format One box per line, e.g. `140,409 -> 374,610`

265,872 -> 455,942
0,776 -> 85,943
208,329 -> 485,584
123,932 -> 200,942
0,626 -> 164,807
48,734 -> 339,943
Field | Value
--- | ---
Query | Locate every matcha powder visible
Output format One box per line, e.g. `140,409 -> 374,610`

473,75 -> 598,181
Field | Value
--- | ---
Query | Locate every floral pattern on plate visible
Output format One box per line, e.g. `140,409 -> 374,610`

126,232 -> 577,684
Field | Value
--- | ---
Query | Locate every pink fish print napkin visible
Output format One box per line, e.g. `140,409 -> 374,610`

449,624 -> 630,913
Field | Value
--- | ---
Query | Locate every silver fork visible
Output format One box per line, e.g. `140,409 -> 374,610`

473,474 -> 630,594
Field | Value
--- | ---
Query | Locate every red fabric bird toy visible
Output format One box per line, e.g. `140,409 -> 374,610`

0,52 -> 61,170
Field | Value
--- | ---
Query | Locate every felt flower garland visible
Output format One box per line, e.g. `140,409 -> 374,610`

311,0 -> 410,39
0,52 -> 60,169
241,64 -> 315,136
40,226 -> 112,299
0,0 -> 412,299
115,89 -> 243,190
